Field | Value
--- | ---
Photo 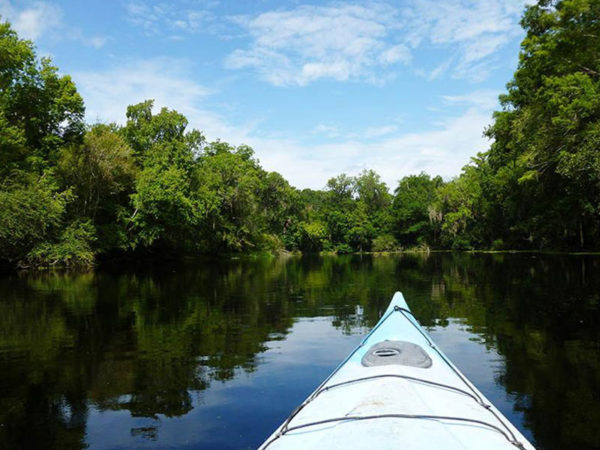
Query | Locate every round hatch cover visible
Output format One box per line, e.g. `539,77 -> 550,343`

361,340 -> 432,368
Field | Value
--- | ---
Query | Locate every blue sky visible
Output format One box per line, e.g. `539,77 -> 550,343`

0,0 -> 530,189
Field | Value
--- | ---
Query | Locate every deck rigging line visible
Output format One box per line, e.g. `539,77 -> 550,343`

321,373 -> 486,405
261,305 -> 526,450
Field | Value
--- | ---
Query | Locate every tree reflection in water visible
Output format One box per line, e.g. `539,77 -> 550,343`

0,253 -> 598,449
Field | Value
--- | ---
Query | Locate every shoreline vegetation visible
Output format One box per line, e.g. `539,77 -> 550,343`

1,0 -> 600,269
12,248 -> 600,272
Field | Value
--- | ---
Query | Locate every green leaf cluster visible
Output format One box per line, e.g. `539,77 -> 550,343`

2,0 -> 600,268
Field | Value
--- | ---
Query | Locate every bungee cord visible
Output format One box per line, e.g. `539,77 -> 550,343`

261,304 -> 526,450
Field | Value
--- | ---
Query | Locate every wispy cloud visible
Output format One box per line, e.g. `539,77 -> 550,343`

125,1 -> 217,37
312,123 -> 341,139
226,3 -> 409,86
0,0 -> 61,40
405,0 -> 526,80
364,125 -> 398,138
227,0 -> 527,85
0,0 -> 107,47
73,57 -> 496,188
72,57 -> 258,147
73,58 -> 211,124
266,103 -> 495,189
253,104 -> 494,189
443,89 -> 501,111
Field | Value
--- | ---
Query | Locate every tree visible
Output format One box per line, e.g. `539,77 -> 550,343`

297,221 -> 329,252
121,100 -> 203,162
434,165 -> 484,249
355,169 -> 390,214
194,142 -> 264,252
483,0 -> 600,249
326,174 -> 355,204
0,20 -> 84,176
0,175 -> 69,264
124,101 -> 206,250
58,125 -> 136,220
259,171 -> 301,238
346,201 -> 373,252
392,173 -> 443,246
0,19 -> 87,266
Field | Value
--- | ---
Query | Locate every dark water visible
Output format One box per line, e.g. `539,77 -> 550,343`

0,253 -> 599,450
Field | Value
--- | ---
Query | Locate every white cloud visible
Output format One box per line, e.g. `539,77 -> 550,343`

428,58 -> 453,80
88,36 -> 107,49
253,105 -> 493,190
72,57 -> 260,152
126,2 -> 167,34
0,0 -> 61,40
0,1 -> 516,192
364,125 -> 398,138
443,89 -> 501,111
226,3 -> 408,86
75,57 -> 497,189
227,0 -> 528,85
0,0 -> 106,47
126,1 -> 216,36
312,124 -> 340,138
406,0 -> 527,80
74,58 -> 210,123
379,44 -> 411,65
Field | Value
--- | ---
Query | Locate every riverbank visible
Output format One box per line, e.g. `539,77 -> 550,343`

5,246 -> 600,273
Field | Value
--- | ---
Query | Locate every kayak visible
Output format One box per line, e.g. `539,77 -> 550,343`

259,292 -> 536,450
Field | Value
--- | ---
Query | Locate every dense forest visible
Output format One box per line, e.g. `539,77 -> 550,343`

1,0 -> 599,268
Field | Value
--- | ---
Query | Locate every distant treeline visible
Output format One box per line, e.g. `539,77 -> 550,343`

1,0 -> 599,267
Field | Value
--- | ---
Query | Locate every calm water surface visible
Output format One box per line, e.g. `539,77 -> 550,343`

0,253 -> 599,450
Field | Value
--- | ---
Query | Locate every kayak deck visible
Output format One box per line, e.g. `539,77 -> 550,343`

260,292 -> 535,450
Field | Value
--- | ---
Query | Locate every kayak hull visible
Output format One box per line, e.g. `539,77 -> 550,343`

259,292 -> 535,450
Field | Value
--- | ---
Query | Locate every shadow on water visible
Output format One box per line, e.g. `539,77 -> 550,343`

0,253 -> 598,449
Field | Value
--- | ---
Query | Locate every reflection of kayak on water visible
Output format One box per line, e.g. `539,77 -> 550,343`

260,292 -> 536,450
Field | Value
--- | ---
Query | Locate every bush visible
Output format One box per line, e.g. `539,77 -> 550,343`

491,239 -> 505,250
297,221 -> 328,252
259,233 -> 284,253
450,238 -> 473,251
334,243 -> 353,254
372,234 -> 399,252
26,220 -> 96,267
0,175 -> 70,263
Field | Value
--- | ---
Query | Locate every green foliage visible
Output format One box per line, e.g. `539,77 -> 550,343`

345,201 -> 373,251
480,0 -> 600,249
392,173 -> 443,246
297,221 -> 329,252
260,171 -> 300,237
121,100 -> 203,162
3,2 -> 600,268
259,233 -> 285,253
326,173 -> 355,205
58,124 -> 136,219
434,165 -> 485,249
26,220 -> 96,267
372,234 -> 399,252
0,21 -> 84,176
0,174 -> 70,263
491,239 -> 505,251
355,169 -> 391,214
124,102 -> 205,250
334,243 -> 353,254
194,142 -> 264,252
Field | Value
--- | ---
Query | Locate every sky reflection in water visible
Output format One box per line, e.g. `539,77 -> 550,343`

0,253 -> 598,450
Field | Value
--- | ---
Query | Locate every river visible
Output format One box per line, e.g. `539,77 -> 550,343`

0,253 -> 598,449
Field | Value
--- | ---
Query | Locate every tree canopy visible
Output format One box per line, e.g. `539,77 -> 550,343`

1,0 -> 599,267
